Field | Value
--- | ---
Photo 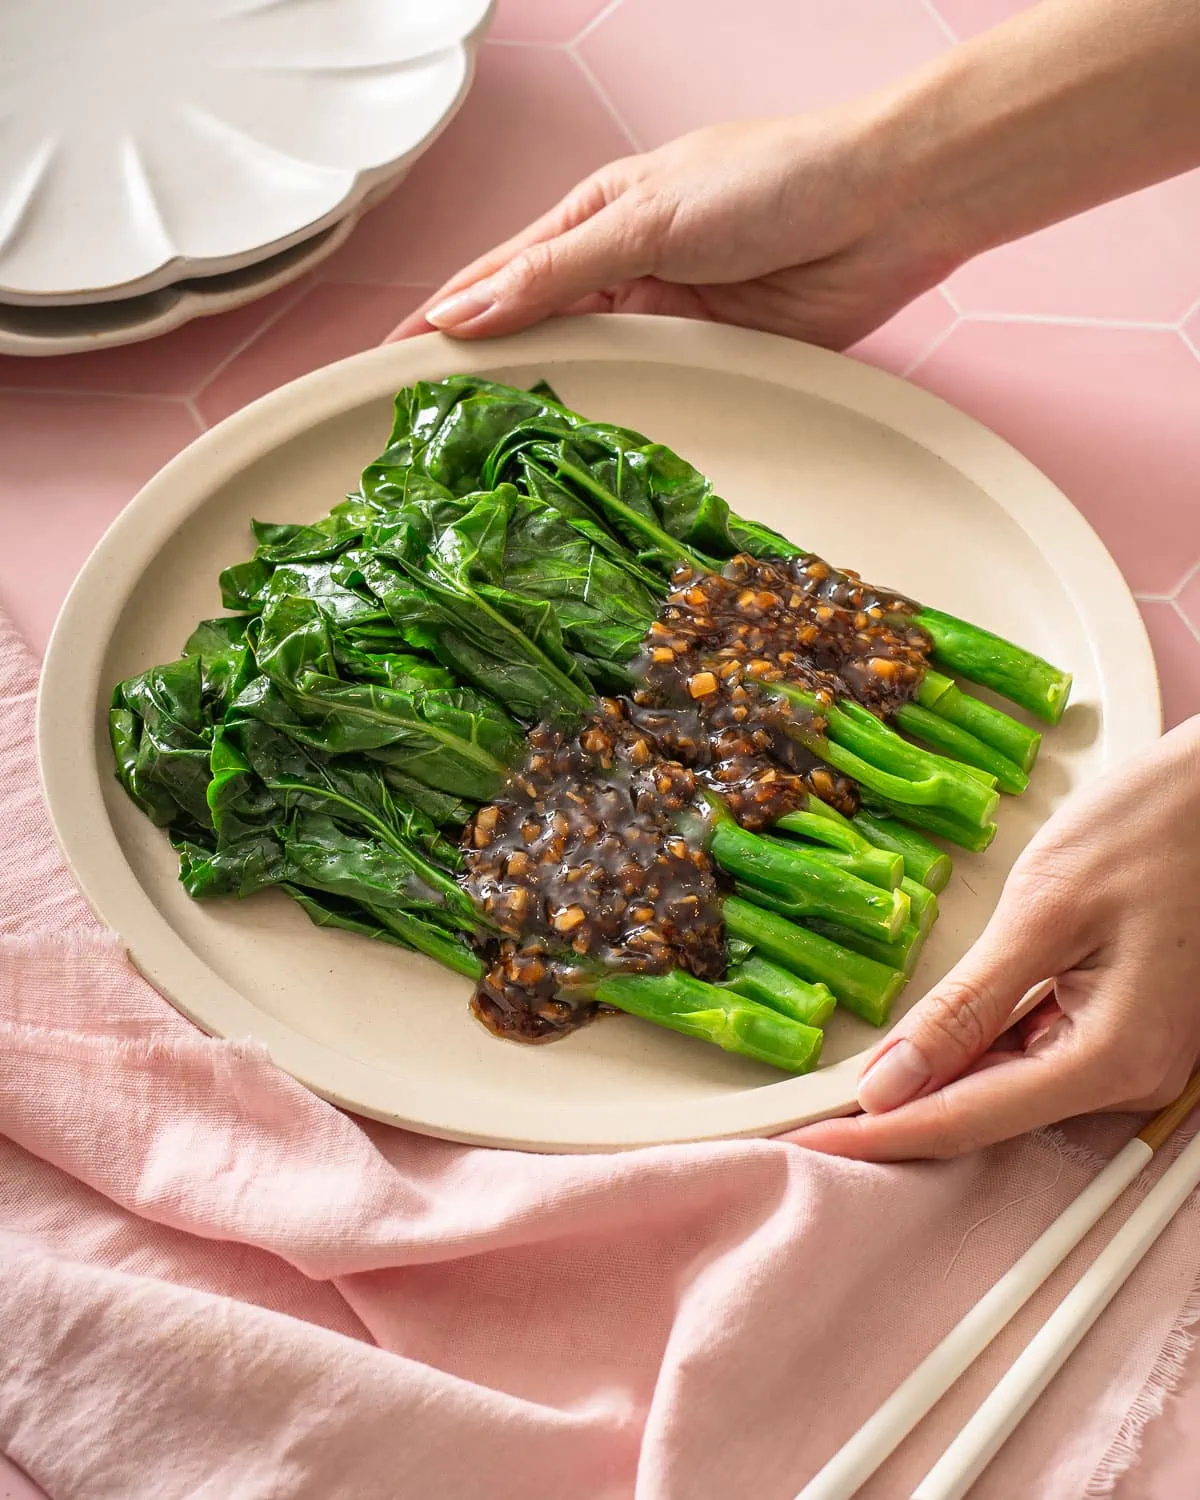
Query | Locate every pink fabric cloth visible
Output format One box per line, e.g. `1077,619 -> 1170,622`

0,603 -> 1197,1500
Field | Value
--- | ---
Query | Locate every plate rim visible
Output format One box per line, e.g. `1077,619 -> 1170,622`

36,315 -> 1162,1151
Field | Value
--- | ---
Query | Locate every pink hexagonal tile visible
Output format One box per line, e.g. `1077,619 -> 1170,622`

316,46 -> 631,288
1176,567 -> 1200,635
578,0 -> 948,147
490,0 -> 614,44
849,289 -> 957,377
0,395 -> 199,654
947,171 -> 1200,324
0,280 -> 311,399
909,322 -> 1200,596
196,283 -> 428,428
1138,601 -> 1200,730
930,0 -> 1035,38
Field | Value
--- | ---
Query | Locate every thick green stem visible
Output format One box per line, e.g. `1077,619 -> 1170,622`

894,701 -> 1029,795
286,886 -> 485,979
844,806 -> 954,893
812,733 -> 999,829
366,904 -> 487,977
723,895 -> 905,1026
805,915 -> 929,978
797,843 -> 903,892
773,806 -> 866,855
551,456 -> 706,572
901,876 -> 939,937
776,687 -> 1000,829
595,969 -> 823,1073
917,670 -> 1041,772
916,608 -> 1072,725
757,877 -> 935,977
867,794 -> 996,854
707,507 -> 1069,724
829,698 -> 998,792
710,819 -> 909,941
723,955 -> 837,1027
772,808 -> 903,889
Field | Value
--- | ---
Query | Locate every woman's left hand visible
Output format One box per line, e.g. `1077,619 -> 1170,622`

791,716 -> 1200,1161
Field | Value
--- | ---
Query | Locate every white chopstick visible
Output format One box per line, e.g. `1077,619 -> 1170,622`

913,1111 -> 1200,1499
795,1073 -> 1200,1500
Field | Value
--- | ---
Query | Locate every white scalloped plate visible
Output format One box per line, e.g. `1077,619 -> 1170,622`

0,171 -> 401,356
38,318 -> 1159,1151
0,0 -> 493,305
0,214 -> 352,356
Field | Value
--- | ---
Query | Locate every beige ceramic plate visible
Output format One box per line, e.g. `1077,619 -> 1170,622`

37,317 -> 1159,1151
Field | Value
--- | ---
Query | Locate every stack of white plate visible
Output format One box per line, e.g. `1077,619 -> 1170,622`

0,0 -> 494,356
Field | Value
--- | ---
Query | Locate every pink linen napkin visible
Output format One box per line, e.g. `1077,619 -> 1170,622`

1,602 -> 1197,1500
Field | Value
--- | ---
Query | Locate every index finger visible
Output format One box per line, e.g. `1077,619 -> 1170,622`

789,1027 -> 1107,1161
385,169 -> 622,341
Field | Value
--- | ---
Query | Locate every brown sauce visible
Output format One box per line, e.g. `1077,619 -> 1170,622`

462,703 -> 725,1042
461,553 -> 932,1042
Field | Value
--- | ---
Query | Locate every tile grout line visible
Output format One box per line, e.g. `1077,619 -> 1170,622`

570,0 -> 628,48
957,310 -> 1179,331
900,314 -> 962,378
482,36 -> 555,50
1169,598 -> 1200,647
1178,292 -> 1200,327
920,0 -> 959,43
182,397 -> 206,433
936,283 -> 962,317
187,275 -> 316,402
1179,325 -> 1200,364
567,45 -> 644,153
1170,558 -> 1200,601
0,384 -> 186,404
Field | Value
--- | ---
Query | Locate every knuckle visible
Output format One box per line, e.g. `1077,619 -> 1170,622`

622,184 -> 675,254
917,976 -> 997,1062
597,158 -> 640,193
504,243 -> 554,296
1008,841 -> 1109,929
998,864 -> 1076,931
922,1090 -> 978,1160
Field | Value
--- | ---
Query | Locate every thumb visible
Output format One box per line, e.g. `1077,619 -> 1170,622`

856,887 -> 1083,1115
425,199 -> 659,338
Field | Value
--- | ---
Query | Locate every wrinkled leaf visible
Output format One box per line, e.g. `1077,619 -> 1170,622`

110,657 -> 213,833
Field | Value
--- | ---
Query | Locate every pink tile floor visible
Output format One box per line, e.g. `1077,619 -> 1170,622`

1,1 -> 1198,1494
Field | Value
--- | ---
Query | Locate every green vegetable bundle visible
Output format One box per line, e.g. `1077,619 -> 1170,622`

110,375 -> 1071,1076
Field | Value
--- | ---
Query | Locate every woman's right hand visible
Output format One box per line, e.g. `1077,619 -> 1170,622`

388,108 -> 960,349
389,0 -> 1200,352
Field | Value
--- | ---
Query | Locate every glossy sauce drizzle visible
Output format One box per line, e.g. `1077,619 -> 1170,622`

461,553 -> 931,1042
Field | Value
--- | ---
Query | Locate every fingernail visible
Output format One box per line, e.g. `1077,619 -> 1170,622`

426,280 -> 497,331
858,1039 -> 931,1114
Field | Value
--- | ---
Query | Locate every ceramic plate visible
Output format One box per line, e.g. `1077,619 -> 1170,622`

37,318 -> 1159,1151
0,173 -> 399,357
0,215 -> 353,357
1,0 -> 493,305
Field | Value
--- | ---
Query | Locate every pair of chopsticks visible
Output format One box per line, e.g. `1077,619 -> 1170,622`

796,1071 -> 1200,1500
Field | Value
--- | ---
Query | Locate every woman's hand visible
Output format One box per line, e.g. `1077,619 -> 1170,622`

389,0 -> 1200,353
790,717 -> 1200,1161
388,110 -> 959,349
